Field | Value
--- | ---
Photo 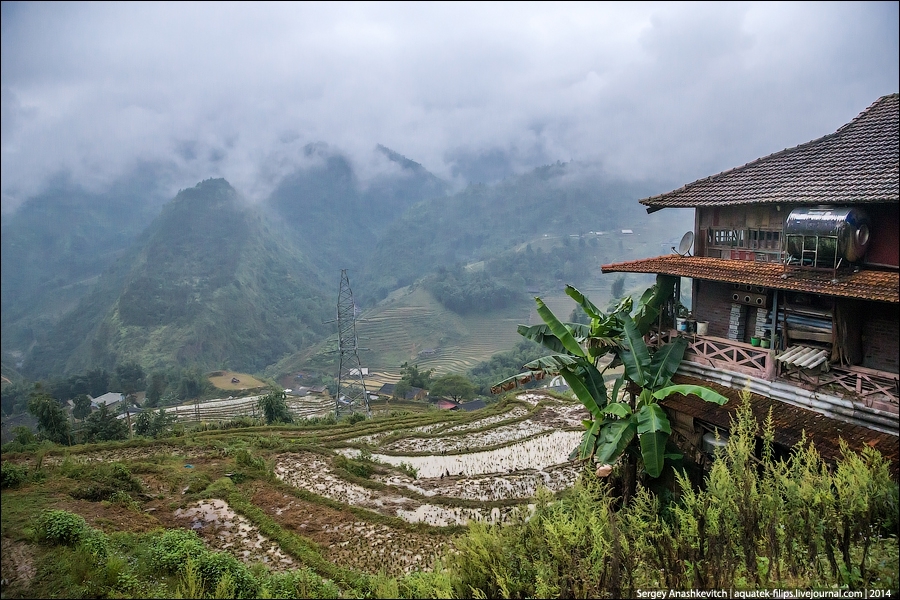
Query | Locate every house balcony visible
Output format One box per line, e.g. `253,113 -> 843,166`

652,329 -> 899,434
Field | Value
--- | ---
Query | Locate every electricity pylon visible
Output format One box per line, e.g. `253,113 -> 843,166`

334,270 -> 369,418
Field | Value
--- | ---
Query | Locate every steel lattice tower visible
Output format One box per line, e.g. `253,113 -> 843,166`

334,270 -> 369,418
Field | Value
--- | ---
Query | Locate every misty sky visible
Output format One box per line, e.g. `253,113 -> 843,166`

2,2 -> 898,212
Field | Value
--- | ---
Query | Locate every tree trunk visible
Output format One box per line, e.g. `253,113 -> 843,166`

624,387 -> 638,504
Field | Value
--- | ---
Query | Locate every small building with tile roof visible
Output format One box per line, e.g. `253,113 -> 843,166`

601,94 -> 899,471
378,383 -> 428,401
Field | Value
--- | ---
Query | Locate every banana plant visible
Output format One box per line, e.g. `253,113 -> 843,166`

494,278 -> 727,478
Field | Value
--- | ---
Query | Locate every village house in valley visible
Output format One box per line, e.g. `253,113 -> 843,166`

602,94 -> 899,473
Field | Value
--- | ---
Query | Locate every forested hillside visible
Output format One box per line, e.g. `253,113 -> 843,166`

3,148 -> 687,386
1,165 -> 172,356
361,162 -> 661,300
24,179 -> 332,376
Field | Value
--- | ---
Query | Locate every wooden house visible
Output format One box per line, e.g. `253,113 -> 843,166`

602,94 -> 899,470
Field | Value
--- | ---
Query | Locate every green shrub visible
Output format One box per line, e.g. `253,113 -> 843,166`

398,568 -> 455,599
36,509 -> 89,546
234,448 -> 266,472
63,460 -> 143,499
264,567 -> 340,599
196,551 -> 260,599
333,454 -> 374,479
1,461 -> 29,488
223,415 -> 258,429
185,473 -> 212,495
204,476 -> 237,497
149,528 -> 206,574
340,412 -> 366,425
80,527 -> 111,562
397,461 -> 418,479
252,435 -> 286,450
108,490 -> 140,510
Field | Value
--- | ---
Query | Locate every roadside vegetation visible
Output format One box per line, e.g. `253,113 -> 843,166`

2,282 -> 896,598
1,392 -> 896,598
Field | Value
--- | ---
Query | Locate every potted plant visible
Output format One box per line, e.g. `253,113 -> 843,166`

675,302 -> 689,332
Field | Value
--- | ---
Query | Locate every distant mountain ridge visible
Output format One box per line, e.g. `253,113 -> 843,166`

3,145 -> 687,379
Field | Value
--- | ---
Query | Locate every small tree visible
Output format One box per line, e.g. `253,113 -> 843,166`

393,380 -> 411,400
83,404 -> 128,443
399,362 -> 434,389
135,408 -> 176,438
27,389 -> 70,445
72,394 -> 92,421
258,391 -> 293,425
430,374 -> 476,401
144,372 -> 166,408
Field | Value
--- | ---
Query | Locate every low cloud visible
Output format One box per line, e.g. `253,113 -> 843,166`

2,2 -> 897,211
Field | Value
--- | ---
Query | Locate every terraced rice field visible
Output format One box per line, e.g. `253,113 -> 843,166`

277,392 -> 588,521
352,286 -> 531,376
159,393 -> 334,423
4,391 -> 592,588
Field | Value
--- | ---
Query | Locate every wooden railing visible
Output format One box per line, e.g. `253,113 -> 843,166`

655,330 -> 775,380
780,364 -> 899,412
653,329 -> 900,413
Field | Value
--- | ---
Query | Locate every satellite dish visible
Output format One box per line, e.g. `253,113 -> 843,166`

674,231 -> 694,257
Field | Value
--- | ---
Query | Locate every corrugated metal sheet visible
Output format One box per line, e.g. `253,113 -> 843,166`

776,346 -> 829,369
661,374 -> 899,479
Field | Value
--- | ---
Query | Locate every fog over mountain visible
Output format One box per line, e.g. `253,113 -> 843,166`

2,2 -> 897,212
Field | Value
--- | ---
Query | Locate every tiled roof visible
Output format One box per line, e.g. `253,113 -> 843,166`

601,255 -> 899,303
641,94 -> 899,211
662,375 -> 899,479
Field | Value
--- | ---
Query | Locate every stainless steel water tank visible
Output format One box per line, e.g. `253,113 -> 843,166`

784,207 -> 870,265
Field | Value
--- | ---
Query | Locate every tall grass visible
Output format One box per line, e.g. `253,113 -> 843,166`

447,391 -> 899,597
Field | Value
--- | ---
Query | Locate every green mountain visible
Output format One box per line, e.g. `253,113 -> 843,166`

24,179 -> 331,376
5,149 -> 689,383
1,166 -> 171,358
265,143 -> 450,276
361,162 -> 664,300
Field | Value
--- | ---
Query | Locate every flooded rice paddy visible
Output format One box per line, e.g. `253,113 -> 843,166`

275,393 -> 589,527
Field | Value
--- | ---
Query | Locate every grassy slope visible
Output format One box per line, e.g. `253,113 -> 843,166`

271,207 -> 688,383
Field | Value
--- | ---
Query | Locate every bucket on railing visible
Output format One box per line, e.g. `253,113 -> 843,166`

696,321 -> 709,335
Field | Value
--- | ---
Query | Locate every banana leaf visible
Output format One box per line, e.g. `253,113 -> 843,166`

636,403 -> 671,435
578,418 -> 602,460
559,364 -> 606,419
620,315 -> 652,387
490,370 -> 548,394
595,419 -> 637,465
566,322 -> 594,340
535,298 -> 585,357
609,375 -> 625,402
603,402 -> 632,418
632,303 -> 660,336
565,285 -> 604,320
517,324 -> 568,355
640,430 -> 669,478
647,337 -> 687,389
573,359 -> 608,409
522,354 -> 579,372
652,384 -> 729,405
